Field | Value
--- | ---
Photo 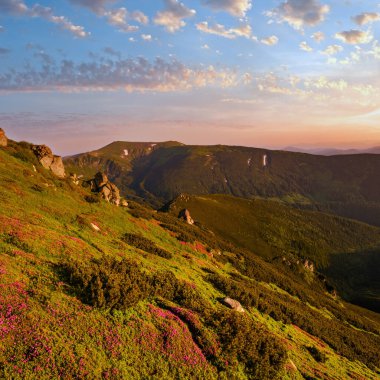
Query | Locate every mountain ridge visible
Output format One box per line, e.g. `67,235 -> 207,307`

64,141 -> 380,225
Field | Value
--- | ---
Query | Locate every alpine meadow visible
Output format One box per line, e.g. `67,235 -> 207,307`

1,0 -> 380,379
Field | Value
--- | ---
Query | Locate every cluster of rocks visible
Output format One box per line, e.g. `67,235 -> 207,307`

178,208 -> 194,225
0,128 -> 7,147
86,172 -> 128,207
32,145 -> 66,178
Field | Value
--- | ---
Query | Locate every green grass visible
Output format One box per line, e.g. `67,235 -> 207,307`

0,142 -> 380,379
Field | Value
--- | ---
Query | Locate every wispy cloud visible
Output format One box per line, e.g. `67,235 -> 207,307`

261,35 -> 279,46
0,47 -> 11,55
0,56 -> 238,93
300,41 -> 313,52
321,45 -> 343,56
201,0 -> 252,17
311,31 -> 325,42
154,0 -> 196,33
266,0 -> 330,30
352,12 -> 380,26
196,22 -> 252,39
335,30 -> 373,44
70,0 -> 148,33
68,0 -> 115,15
0,0 -> 89,38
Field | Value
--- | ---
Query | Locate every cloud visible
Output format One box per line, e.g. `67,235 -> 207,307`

68,0 -> 115,15
201,0 -> 252,17
30,4 -> 90,38
141,34 -> 152,41
261,36 -> 279,46
69,0 -> 148,32
154,0 -> 196,33
311,31 -> 325,42
103,47 -> 121,58
352,12 -> 380,26
267,0 -> 330,30
104,8 -> 138,32
0,26 -> 5,32
335,30 -> 372,44
321,44 -> 343,55
0,0 -> 28,14
300,41 -> 313,52
196,21 -> 252,39
0,47 -> 11,55
0,56 -> 238,93
0,0 -> 89,38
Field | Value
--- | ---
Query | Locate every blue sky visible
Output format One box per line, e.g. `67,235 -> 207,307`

0,0 -> 379,154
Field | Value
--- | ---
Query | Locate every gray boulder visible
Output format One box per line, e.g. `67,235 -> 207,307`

32,145 -> 66,178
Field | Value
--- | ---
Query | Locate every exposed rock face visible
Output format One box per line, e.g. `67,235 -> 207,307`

221,297 -> 245,312
32,145 -> 66,178
0,128 -> 8,147
178,209 -> 194,225
86,172 -> 124,206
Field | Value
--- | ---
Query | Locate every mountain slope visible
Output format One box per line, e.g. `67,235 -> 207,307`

1,139 -> 380,379
165,194 -> 380,312
65,142 -> 380,225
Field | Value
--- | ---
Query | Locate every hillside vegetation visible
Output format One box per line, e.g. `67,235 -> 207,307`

0,140 -> 380,379
166,194 -> 380,312
65,141 -> 380,225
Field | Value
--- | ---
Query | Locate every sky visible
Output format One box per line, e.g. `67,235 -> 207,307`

0,0 -> 379,155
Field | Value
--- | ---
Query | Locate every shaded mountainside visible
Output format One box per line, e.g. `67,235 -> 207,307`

165,194 -> 380,312
65,142 -> 380,225
1,137 -> 380,379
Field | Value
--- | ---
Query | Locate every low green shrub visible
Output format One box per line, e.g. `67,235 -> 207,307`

122,233 -> 172,259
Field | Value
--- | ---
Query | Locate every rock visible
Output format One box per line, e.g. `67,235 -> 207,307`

90,223 -> 100,232
221,297 -> 245,312
0,128 -> 8,147
94,172 -> 108,188
286,359 -> 298,372
69,173 -> 80,185
86,172 -> 123,206
32,145 -> 66,178
178,209 -> 194,225
121,199 -> 129,207
50,156 -> 65,178
303,260 -> 314,272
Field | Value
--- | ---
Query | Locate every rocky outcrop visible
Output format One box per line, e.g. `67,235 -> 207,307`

221,297 -> 245,312
178,209 -> 194,225
0,128 -> 7,147
303,260 -> 314,272
32,145 -> 66,178
86,172 -> 128,207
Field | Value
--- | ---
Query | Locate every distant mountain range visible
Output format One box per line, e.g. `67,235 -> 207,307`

284,146 -> 380,156
65,141 -> 380,226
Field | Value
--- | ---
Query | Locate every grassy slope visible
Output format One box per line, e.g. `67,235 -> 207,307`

166,194 -> 380,311
65,142 -> 380,225
1,143 -> 380,379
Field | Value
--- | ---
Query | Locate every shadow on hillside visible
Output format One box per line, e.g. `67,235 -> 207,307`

324,248 -> 380,313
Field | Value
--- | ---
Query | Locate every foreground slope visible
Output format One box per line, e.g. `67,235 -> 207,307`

166,194 -> 380,312
65,142 -> 380,225
1,141 -> 380,379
